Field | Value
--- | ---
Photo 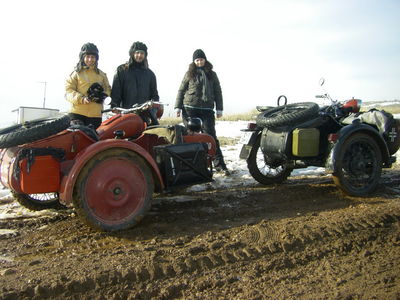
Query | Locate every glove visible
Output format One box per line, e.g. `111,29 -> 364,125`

87,82 -> 108,104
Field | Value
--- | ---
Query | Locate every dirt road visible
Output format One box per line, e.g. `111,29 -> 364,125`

1,168 -> 399,300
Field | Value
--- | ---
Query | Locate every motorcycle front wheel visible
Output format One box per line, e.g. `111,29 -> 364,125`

332,133 -> 382,196
247,134 -> 292,184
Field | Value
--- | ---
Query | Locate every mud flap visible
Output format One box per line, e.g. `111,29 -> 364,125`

239,131 -> 260,160
154,142 -> 213,188
239,145 -> 252,160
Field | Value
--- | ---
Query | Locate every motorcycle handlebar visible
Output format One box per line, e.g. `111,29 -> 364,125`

102,101 -> 167,114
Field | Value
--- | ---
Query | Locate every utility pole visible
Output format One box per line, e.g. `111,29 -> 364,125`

38,81 -> 47,108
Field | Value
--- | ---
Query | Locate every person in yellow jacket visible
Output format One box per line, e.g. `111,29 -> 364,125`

65,42 -> 111,129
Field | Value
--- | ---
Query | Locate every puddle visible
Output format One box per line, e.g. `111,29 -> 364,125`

0,254 -> 14,262
0,229 -> 19,239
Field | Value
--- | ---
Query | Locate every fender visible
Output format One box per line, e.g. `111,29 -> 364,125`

239,130 -> 261,160
59,139 -> 164,205
326,122 -> 391,173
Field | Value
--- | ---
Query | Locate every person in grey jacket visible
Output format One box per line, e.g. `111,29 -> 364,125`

175,49 -> 229,175
111,41 -> 159,108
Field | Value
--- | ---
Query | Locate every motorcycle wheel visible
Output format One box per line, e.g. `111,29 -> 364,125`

332,133 -> 382,197
73,149 -> 153,231
247,134 -> 292,184
256,102 -> 319,128
11,191 -> 64,211
0,115 -> 71,149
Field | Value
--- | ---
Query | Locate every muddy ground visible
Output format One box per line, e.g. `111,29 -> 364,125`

0,168 -> 399,300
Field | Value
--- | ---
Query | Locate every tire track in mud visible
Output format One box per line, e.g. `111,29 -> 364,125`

9,209 -> 400,299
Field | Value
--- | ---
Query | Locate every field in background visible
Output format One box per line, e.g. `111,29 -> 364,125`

160,103 -> 400,126
362,103 -> 400,114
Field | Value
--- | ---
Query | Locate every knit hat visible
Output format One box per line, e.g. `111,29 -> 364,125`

193,49 -> 207,61
129,41 -> 148,56
79,43 -> 99,61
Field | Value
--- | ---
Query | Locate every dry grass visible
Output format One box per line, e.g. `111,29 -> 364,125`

159,103 -> 400,127
158,117 -> 182,126
159,109 -> 259,126
362,104 -> 400,114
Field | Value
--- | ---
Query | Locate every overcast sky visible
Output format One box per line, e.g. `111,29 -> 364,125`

1,0 -> 399,123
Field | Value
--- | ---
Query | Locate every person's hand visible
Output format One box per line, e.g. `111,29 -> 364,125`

216,110 -> 223,118
175,108 -> 181,117
82,97 -> 90,104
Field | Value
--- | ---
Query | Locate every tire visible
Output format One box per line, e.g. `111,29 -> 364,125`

0,115 -> 70,148
11,191 -> 64,211
332,133 -> 382,196
256,102 -> 319,128
247,134 -> 292,184
73,148 -> 154,231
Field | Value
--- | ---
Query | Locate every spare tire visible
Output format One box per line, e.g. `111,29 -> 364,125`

256,102 -> 319,128
0,115 -> 71,148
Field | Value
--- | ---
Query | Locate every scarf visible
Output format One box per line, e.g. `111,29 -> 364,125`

197,68 -> 212,102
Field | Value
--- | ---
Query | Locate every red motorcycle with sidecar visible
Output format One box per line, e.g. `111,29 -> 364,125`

0,101 -> 216,231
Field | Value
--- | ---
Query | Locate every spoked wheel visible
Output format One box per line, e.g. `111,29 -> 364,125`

247,134 -> 292,184
11,191 -> 64,210
73,149 -> 154,231
333,133 -> 382,196
256,102 -> 319,128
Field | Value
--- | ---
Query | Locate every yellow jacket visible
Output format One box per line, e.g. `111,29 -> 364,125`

65,67 -> 111,118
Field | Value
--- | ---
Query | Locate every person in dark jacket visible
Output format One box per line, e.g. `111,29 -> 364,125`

111,41 -> 159,108
175,49 -> 229,175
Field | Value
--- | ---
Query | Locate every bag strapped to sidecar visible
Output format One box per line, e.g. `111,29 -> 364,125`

153,142 -> 213,188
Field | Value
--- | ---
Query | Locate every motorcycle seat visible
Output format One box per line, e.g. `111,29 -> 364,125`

256,106 -> 273,112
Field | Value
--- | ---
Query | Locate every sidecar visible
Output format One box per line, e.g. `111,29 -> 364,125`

240,99 -> 400,197
0,103 -> 216,231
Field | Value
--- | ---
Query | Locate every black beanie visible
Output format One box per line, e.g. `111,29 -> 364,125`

79,42 -> 99,60
129,41 -> 148,56
193,49 -> 207,61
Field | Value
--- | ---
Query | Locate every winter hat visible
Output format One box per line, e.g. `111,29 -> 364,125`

129,41 -> 148,56
79,42 -> 99,61
193,49 -> 207,61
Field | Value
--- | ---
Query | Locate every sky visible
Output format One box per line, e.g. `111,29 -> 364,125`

1,0 -> 399,124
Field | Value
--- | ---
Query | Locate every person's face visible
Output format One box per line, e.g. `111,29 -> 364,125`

194,58 -> 206,67
84,54 -> 97,68
133,51 -> 146,63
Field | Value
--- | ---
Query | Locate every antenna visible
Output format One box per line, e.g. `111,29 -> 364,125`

38,81 -> 47,108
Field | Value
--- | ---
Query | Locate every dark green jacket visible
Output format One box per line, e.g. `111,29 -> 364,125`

175,70 -> 223,111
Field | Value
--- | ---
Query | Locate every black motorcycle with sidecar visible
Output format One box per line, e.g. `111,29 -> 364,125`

240,79 -> 400,196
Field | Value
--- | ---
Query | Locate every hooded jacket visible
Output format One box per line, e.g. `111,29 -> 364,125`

175,67 -> 223,111
65,67 -> 111,118
110,62 -> 159,108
